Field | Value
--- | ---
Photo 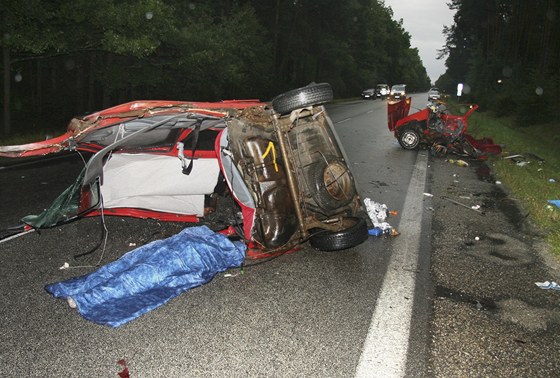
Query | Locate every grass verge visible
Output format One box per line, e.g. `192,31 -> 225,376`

468,112 -> 560,259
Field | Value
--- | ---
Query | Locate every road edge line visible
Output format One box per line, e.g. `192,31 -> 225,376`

354,152 -> 429,377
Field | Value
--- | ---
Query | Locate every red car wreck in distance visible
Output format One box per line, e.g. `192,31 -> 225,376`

0,83 -> 369,258
387,97 -> 502,159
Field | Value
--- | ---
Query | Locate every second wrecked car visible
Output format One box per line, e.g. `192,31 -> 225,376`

387,97 -> 502,159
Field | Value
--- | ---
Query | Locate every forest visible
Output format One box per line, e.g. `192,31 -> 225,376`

0,0 -> 431,135
436,0 -> 560,125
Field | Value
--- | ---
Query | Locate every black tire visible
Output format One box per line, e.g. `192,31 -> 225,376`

397,125 -> 421,150
272,83 -> 333,115
307,156 -> 355,211
309,217 -> 369,251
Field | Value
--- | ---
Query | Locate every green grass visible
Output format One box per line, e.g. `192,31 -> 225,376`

468,112 -> 560,258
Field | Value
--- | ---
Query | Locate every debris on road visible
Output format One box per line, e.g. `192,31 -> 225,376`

535,281 -> 560,291
442,196 -> 485,215
447,159 -> 469,167
364,197 -> 399,237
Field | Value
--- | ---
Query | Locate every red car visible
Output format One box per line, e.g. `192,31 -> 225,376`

1,83 -> 369,258
387,97 -> 502,159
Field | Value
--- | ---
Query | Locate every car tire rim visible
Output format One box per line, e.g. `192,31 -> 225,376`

402,131 -> 419,148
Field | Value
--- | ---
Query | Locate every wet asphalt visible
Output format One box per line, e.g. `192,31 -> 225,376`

1,96 -> 559,377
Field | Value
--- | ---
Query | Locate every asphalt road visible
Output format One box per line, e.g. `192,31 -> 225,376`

1,95 -> 559,377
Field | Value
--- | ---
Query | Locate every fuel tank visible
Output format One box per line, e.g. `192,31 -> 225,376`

242,136 -> 298,248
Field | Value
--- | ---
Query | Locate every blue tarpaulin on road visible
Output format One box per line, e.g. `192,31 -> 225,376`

45,226 -> 246,327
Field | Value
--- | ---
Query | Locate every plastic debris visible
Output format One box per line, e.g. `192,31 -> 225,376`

447,159 -> 469,167
535,281 -> 560,291
368,228 -> 383,236
495,181 -> 502,185
59,262 -> 70,270
549,178 -> 557,183
423,193 -> 434,197
475,236 -> 480,241
368,227 -> 400,237
364,198 -> 397,236
548,200 -> 560,209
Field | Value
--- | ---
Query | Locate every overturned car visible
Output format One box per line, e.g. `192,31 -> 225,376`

387,97 -> 502,159
0,83 -> 369,257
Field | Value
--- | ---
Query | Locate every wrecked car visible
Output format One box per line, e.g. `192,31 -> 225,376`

0,83 -> 369,257
387,97 -> 502,159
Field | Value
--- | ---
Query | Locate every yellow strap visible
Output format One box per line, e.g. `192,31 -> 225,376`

262,141 -> 279,172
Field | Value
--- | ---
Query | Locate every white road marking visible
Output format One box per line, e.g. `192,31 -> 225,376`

354,152 -> 429,378
336,117 -> 352,124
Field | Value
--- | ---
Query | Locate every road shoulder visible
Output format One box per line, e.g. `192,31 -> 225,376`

427,156 -> 560,377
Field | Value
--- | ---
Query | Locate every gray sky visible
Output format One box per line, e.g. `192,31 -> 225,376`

383,0 -> 456,83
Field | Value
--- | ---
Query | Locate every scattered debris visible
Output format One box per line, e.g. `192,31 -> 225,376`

364,198 -> 399,237
447,159 -> 469,167
504,153 -> 544,166
548,200 -> 560,209
442,196 -> 485,215
117,359 -> 130,378
535,281 -> 560,291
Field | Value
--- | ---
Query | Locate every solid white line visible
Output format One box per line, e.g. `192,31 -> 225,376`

354,152 -> 429,378
0,229 -> 36,244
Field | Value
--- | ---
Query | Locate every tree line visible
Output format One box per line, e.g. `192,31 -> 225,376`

1,0 -> 430,135
436,0 -> 560,125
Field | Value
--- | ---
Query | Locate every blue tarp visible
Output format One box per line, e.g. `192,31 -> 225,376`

45,226 -> 246,327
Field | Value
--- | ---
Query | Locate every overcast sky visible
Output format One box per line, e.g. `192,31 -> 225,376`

383,0 -> 456,83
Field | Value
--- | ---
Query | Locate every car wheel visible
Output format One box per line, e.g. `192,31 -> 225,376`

397,126 -> 421,150
309,217 -> 369,251
272,83 -> 333,115
308,156 -> 356,211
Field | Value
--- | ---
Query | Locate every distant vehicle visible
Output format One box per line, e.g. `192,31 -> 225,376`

375,84 -> 390,100
428,87 -> 441,101
390,84 -> 406,101
361,88 -> 376,99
